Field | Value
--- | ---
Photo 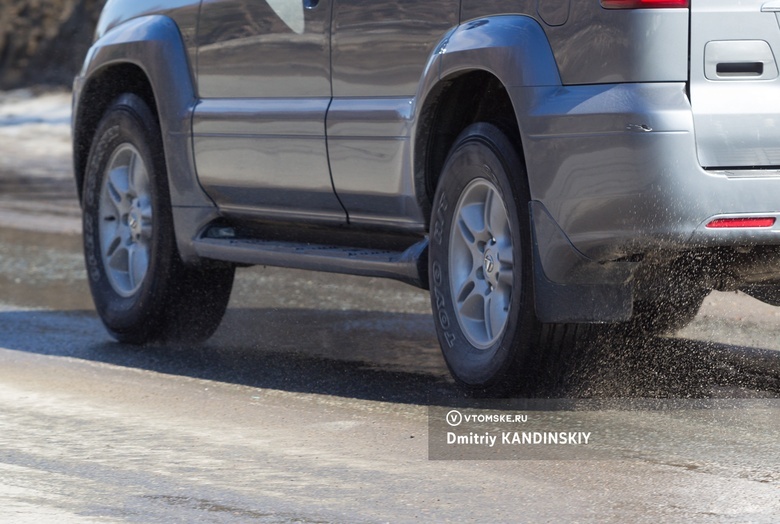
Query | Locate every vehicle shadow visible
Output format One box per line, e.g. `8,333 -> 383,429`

0,307 -> 456,405
536,328 -> 780,399
0,307 -> 779,405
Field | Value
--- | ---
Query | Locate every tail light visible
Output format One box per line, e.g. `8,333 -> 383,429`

601,0 -> 689,8
706,217 -> 776,229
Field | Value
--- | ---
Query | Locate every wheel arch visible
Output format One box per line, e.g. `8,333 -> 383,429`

413,15 -> 561,226
73,14 -> 212,210
414,70 -> 524,225
73,14 -> 218,263
73,63 -> 158,203
413,17 -> 636,324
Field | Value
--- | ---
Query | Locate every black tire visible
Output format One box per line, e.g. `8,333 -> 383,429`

82,93 -> 234,344
429,123 -> 542,396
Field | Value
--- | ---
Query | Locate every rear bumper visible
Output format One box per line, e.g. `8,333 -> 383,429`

514,82 -> 780,264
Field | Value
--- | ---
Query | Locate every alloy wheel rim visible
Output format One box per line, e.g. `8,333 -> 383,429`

98,144 -> 153,298
448,178 -> 514,349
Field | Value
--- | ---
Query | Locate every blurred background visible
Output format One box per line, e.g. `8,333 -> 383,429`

0,0 -> 103,90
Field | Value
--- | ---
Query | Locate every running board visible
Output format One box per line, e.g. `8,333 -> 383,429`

193,236 -> 429,289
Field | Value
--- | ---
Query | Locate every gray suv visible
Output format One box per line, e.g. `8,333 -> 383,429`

73,0 -> 780,395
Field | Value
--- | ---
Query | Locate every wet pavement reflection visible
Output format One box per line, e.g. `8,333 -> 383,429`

1,225 -> 779,404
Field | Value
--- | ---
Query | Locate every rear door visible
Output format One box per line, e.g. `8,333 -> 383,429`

327,0 -> 459,229
691,0 -> 780,168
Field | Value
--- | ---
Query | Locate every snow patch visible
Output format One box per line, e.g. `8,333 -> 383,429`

0,89 -> 71,127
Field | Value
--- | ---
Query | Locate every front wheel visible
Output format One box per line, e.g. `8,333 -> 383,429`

82,93 -> 234,344
429,123 -> 541,396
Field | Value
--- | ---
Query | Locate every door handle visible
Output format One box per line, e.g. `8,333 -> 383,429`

716,62 -> 764,76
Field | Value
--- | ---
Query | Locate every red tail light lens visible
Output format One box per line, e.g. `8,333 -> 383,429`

601,0 -> 689,8
706,217 -> 776,229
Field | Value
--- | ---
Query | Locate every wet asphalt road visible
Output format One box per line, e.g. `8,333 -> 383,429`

1,193 -> 780,522
1,91 -> 780,522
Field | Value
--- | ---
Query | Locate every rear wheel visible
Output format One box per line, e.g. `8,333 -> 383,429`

82,93 -> 234,344
429,123 -> 543,396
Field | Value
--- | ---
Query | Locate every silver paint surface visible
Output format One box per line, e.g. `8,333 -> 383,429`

690,0 -> 780,167
197,0 -> 331,98
74,0 -> 780,320
536,0 -> 569,26
330,0 -> 458,97
327,0 -> 458,228
462,1 -> 688,84
193,0 -> 344,221
193,98 -> 346,222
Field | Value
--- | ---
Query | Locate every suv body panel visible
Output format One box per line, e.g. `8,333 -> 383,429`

690,0 -> 780,168
73,0 -> 780,324
194,0 -> 343,222
463,1 -> 689,84
328,0 -> 459,230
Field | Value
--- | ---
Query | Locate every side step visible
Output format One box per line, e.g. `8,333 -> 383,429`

193,236 -> 429,289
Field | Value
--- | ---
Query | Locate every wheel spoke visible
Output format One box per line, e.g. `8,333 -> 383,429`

498,246 -> 513,267
458,286 -> 486,322
498,268 -> 514,288
139,202 -> 153,241
107,243 -> 129,274
484,292 -> 509,342
485,189 -> 508,239
455,217 -> 477,260
139,201 -> 153,221
497,248 -> 514,286
131,244 -> 149,290
127,152 -> 137,195
126,244 -> 137,290
484,295 -> 495,341
125,243 -> 149,291
105,234 -> 122,260
99,143 -> 153,298
107,167 -> 130,214
101,216 -> 119,251
448,178 -> 516,349
460,203 -> 486,240
455,269 -> 480,305
128,152 -> 150,198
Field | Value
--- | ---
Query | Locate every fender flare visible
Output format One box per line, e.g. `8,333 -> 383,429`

412,15 -> 562,210
438,15 -> 561,88
74,14 -> 211,209
73,14 -> 217,262
413,17 -> 635,321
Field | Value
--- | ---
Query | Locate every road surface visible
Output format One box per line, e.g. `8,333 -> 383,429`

0,89 -> 778,523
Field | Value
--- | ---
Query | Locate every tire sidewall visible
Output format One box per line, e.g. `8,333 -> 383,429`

430,123 -> 535,390
82,95 -> 174,340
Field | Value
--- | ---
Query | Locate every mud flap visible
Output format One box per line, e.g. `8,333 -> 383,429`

530,201 -> 635,323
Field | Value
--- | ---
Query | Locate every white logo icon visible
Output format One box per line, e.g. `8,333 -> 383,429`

446,410 -> 463,427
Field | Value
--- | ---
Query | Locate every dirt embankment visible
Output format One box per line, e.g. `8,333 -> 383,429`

0,0 -> 103,89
